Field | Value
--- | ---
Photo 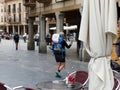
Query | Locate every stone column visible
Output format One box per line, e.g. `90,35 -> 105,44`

27,17 -> 35,50
38,15 -> 47,53
55,12 -> 64,33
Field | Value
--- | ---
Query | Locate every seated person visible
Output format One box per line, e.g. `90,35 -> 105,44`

111,21 -> 120,72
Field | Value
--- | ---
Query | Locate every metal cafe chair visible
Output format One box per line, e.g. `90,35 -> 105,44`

12,86 -> 36,90
0,83 -> 36,90
65,70 -> 120,90
113,70 -> 120,79
65,70 -> 88,90
113,77 -> 120,90
0,82 -> 13,90
112,70 -> 120,90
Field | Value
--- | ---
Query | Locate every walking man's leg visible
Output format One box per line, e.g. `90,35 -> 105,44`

58,62 -> 65,71
16,42 -> 18,50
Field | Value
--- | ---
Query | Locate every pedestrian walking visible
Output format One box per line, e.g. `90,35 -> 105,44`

49,32 -> 73,78
23,33 -> 27,43
13,32 -> 19,50
34,33 -> 39,46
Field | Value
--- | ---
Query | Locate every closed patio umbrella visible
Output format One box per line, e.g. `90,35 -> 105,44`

78,0 -> 117,90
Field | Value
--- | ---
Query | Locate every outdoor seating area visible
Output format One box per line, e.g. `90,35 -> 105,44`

36,70 -> 89,90
36,70 -> 120,90
0,70 -> 120,90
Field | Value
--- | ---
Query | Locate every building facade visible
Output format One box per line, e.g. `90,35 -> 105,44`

0,2 -> 5,31
0,0 -> 30,35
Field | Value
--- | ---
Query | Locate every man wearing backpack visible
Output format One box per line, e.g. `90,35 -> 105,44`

49,32 -> 73,78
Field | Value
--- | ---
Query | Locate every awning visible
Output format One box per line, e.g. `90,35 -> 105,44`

49,25 -> 77,30
0,29 -> 3,32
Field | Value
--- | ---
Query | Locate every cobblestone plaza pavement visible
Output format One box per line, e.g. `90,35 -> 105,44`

0,39 -> 88,89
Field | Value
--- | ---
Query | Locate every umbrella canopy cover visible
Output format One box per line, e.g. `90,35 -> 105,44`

79,0 -> 117,90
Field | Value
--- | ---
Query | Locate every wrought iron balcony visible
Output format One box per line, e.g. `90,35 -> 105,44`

23,0 -> 36,7
36,0 -> 52,3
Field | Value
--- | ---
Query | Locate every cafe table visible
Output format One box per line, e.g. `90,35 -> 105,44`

36,80 -> 83,90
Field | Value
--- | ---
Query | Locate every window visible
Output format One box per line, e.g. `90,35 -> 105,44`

13,4 -> 16,13
4,7 -> 6,12
19,14 -> 21,22
19,3 -> 21,12
4,17 -> 6,22
1,9 -> 3,12
8,5 -> 11,13
1,16 -> 3,22
14,14 -> 16,22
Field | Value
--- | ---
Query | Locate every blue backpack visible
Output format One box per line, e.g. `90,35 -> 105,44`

52,34 -> 64,54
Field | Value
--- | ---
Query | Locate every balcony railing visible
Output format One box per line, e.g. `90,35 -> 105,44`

23,0 -> 36,7
6,15 -> 21,24
36,0 -> 52,3
7,19 -> 21,24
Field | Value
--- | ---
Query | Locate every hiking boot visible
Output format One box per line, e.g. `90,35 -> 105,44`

55,72 -> 61,78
